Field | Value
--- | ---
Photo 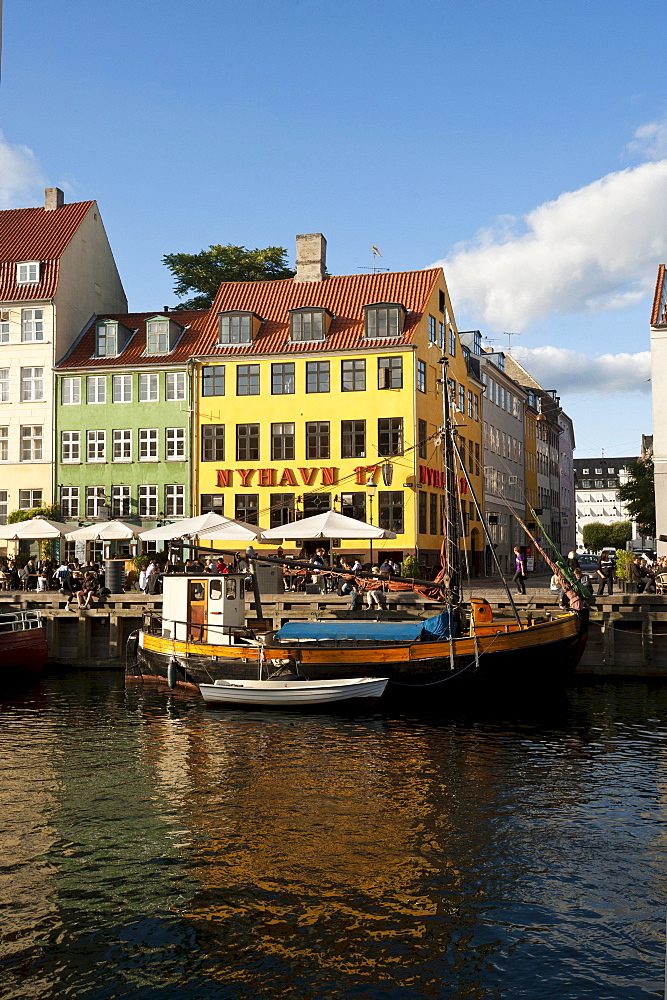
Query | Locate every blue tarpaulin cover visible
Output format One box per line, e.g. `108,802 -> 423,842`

275,610 -> 455,643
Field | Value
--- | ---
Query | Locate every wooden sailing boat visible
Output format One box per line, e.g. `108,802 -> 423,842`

128,357 -> 588,698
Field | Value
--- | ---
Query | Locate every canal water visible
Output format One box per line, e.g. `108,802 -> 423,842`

1,674 -> 667,999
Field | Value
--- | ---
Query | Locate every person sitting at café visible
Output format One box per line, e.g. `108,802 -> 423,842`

20,558 -> 38,591
630,555 -> 649,594
36,571 -> 48,592
75,572 -> 99,609
66,571 -> 85,608
366,567 -> 387,609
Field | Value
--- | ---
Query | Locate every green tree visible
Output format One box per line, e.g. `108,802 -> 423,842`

616,457 -> 655,537
582,522 -> 616,551
609,520 -> 633,549
163,244 -> 295,308
7,504 -> 60,524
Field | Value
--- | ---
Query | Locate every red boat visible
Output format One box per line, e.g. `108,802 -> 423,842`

0,610 -> 48,680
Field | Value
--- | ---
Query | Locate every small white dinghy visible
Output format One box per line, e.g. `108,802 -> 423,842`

199,676 -> 389,708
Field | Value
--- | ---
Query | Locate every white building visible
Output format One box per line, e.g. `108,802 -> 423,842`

573,457 -> 635,550
0,188 -> 126,523
650,266 -> 667,556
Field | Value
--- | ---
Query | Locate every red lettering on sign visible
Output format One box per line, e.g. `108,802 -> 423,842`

258,468 -> 275,487
278,468 -> 297,486
237,468 -> 254,487
320,467 -> 338,485
216,469 -> 231,487
298,468 -> 318,486
419,465 -> 428,484
460,476 -> 468,494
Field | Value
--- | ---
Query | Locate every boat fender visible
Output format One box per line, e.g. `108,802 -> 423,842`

167,659 -> 179,689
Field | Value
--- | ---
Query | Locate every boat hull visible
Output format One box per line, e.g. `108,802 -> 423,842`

199,676 -> 389,707
0,627 -> 48,681
129,611 -> 588,698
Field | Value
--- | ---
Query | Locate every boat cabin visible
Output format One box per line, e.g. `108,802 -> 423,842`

160,574 -> 247,643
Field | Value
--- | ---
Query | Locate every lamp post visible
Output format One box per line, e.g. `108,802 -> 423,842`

367,474 -> 377,567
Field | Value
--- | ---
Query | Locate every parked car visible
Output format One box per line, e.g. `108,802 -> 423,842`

577,553 -> 600,574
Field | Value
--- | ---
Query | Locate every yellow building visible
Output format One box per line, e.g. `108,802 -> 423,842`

193,234 -> 483,571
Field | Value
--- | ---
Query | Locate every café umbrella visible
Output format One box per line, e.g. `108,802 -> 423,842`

65,520 -> 142,541
139,512 -> 265,542
3,516 -> 69,540
260,509 -> 396,542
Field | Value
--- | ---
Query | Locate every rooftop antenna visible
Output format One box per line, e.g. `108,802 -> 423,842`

502,331 -> 523,351
359,245 -> 390,274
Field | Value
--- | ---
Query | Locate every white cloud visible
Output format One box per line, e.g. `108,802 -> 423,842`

0,132 -> 45,209
436,159 -> 667,331
511,346 -> 651,396
626,117 -> 667,161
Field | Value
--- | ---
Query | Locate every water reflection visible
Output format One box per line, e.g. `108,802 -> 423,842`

1,676 -> 667,999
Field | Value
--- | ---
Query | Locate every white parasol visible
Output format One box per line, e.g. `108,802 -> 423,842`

259,510 -> 396,541
3,516 -> 69,540
65,520 -> 142,541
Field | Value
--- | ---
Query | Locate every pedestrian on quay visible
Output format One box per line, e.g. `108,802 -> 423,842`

596,551 -> 615,596
512,546 -> 527,595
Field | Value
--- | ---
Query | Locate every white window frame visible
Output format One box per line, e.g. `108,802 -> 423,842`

146,320 -> 170,355
96,321 -> 118,357
112,429 -> 132,462
19,488 -> 43,509
0,426 -> 8,462
0,369 -> 9,403
112,374 -> 132,403
0,489 -> 8,525
139,428 -> 158,461
21,367 -> 44,402
21,308 -> 44,342
138,484 -> 158,518
87,376 -> 106,404
139,374 -> 159,402
86,486 -> 106,519
16,261 -> 40,284
87,429 -> 106,462
62,377 -> 81,405
165,427 -> 186,460
165,372 -> 186,401
61,430 -> 81,463
20,426 -> 43,462
165,485 -> 185,517
60,486 -> 79,520
0,310 -> 9,344
111,485 -> 132,518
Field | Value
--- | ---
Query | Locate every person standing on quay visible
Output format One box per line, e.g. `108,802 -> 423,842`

512,546 -> 527,595
596,551 -> 615,596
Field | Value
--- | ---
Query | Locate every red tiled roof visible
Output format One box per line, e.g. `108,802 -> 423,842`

651,263 -> 665,325
0,200 -> 94,301
58,310 -> 210,369
56,268 -> 442,368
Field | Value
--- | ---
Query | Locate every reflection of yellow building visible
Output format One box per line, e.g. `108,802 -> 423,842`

193,234 -> 483,569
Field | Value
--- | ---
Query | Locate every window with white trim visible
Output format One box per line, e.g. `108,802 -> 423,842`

111,485 -> 132,518
86,486 -> 106,519
0,369 -> 9,403
60,487 -> 79,520
0,489 -> 8,524
165,372 -> 186,401
165,485 -> 185,517
21,367 -> 44,402
87,429 -> 106,462
19,488 -> 42,509
62,377 -> 81,405
87,376 -> 106,404
166,427 -> 186,460
146,319 -> 170,354
139,374 -> 159,402
139,428 -> 158,460
20,426 -> 42,461
0,426 -> 7,462
16,261 -> 40,284
112,429 -> 132,461
0,311 -> 9,344
61,430 -> 80,463
21,308 -> 44,342
96,321 -> 118,357
112,374 -> 132,403
138,485 -> 158,518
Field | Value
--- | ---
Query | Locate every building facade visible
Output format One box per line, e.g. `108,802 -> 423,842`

558,411 -> 576,554
0,188 -> 126,524
650,266 -> 667,556
573,456 -> 635,550
55,310 -> 205,535
193,234 -> 484,568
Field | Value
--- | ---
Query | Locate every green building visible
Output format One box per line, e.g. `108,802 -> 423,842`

55,310 -> 205,552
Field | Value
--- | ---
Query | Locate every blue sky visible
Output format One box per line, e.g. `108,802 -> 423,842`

1,0 -> 664,456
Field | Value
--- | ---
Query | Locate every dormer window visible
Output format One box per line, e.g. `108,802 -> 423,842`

289,308 -> 330,342
16,261 -> 40,284
364,303 -> 405,339
146,315 -> 182,355
217,311 -> 259,345
96,320 -> 132,357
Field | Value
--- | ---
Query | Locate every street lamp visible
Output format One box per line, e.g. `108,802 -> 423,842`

367,473 -> 377,566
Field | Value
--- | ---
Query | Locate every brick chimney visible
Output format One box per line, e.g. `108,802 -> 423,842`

45,187 -> 65,211
295,233 -> 327,282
